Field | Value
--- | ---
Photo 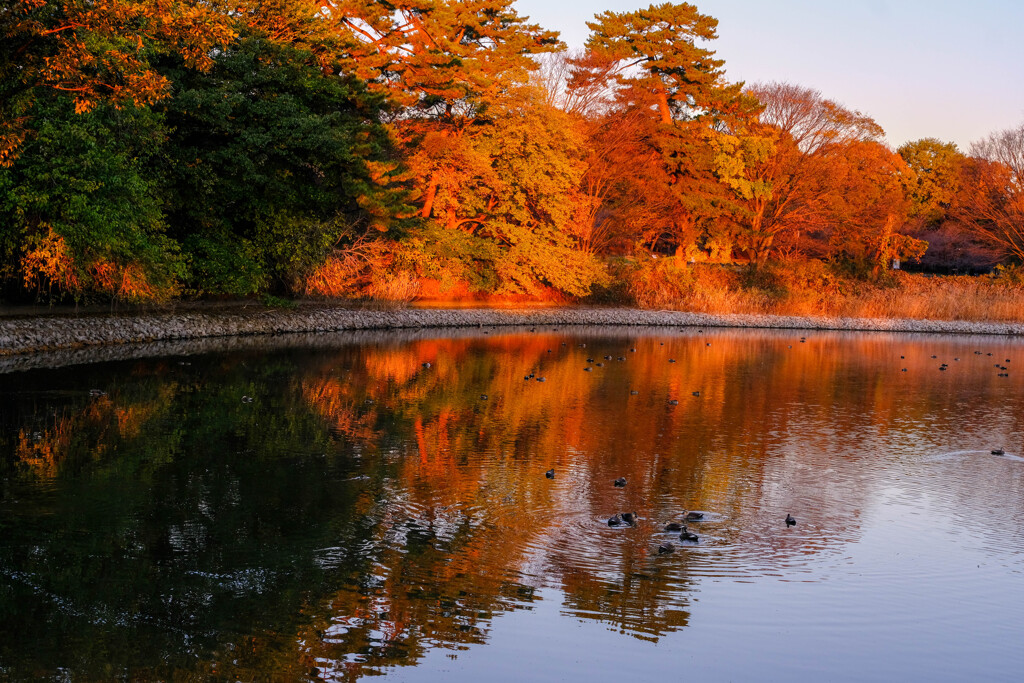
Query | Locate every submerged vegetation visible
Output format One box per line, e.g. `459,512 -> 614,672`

1,1 -> 1022,316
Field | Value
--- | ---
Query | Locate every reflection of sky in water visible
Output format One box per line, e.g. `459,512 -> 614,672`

1,327 -> 1024,680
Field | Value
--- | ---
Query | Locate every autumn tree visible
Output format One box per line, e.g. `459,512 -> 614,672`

737,82 -> 885,262
399,85 -> 605,295
955,124 -> 1024,263
894,138 -> 997,272
898,138 -> 964,223
318,1 -> 608,295
942,125 -> 1024,264
323,0 -> 560,213
576,2 -> 770,261
807,141 -> 926,276
533,52 -> 654,255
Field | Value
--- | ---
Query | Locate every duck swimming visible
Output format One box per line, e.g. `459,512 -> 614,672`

658,543 -> 675,554
608,514 -> 624,527
991,448 -> 1005,456
664,522 -> 684,532
684,511 -> 704,521
679,528 -> 699,543
613,477 -> 627,487
785,514 -> 796,526
545,468 -> 555,479
621,512 -> 637,526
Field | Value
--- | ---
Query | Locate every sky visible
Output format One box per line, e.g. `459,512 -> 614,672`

513,0 -> 1024,151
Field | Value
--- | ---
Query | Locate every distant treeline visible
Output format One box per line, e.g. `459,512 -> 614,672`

1,1 -> 1022,305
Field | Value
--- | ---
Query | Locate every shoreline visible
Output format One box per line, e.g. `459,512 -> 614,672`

2,306 -> 1023,358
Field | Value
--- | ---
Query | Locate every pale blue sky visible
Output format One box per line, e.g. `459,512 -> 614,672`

515,0 -> 1024,151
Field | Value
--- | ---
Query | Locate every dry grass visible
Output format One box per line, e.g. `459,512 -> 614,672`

621,258 -> 1024,323
832,275 -> 1024,322
367,270 -> 421,307
306,238 -> 420,307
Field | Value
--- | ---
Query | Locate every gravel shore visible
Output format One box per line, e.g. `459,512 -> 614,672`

2,306 -> 1023,357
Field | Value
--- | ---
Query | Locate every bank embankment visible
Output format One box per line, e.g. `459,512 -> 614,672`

2,306 -> 1023,357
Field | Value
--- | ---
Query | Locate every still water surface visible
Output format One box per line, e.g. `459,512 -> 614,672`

1,327 -> 1023,681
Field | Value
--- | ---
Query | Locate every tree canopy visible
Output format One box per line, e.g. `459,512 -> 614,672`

1,1 -> 1021,305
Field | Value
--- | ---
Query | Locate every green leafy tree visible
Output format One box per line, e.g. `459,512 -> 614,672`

0,95 -> 182,302
157,30 -> 409,295
0,0 -> 235,166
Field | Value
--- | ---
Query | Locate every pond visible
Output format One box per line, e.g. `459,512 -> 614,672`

1,326 -> 1023,681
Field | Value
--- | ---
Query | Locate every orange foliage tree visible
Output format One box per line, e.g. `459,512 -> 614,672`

958,124 -> 1024,263
806,141 -> 926,275
572,2 -> 771,262
738,82 -> 886,263
318,1 -> 606,295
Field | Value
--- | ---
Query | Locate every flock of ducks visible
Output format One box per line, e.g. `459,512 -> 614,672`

504,328 -> 1014,557
544,469 -> 798,556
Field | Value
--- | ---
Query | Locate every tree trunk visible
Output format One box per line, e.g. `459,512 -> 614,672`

656,86 -> 673,125
420,179 -> 438,219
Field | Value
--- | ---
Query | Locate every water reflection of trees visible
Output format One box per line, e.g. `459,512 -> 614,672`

1,331 -> 1022,679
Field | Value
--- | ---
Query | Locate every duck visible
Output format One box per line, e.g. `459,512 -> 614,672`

785,514 -> 796,526
664,522 -> 684,532
545,468 -> 555,479
657,543 -> 675,554
679,527 -> 699,543
991,448 -> 1005,456
608,514 -> 623,527
613,477 -> 627,487
684,511 -> 704,521
621,512 -> 637,526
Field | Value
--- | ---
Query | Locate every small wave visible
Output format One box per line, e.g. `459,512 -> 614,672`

926,450 -> 1023,462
